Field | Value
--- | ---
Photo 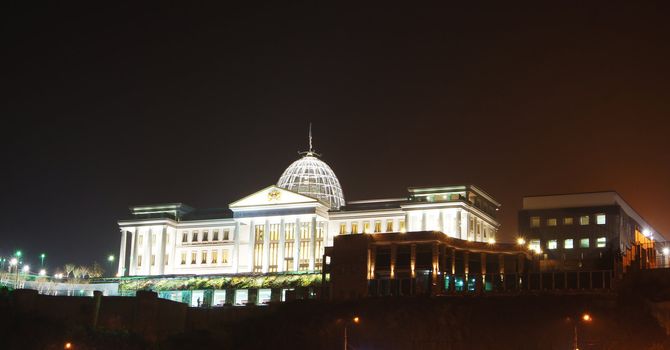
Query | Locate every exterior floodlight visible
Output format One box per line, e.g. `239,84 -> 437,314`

23,265 -> 30,273
353,316 -> 360,323
15,250 -> 22,257
10,258 -> 18,266
488,238 -> 496,244
582,313 -> 592,322
108,255 -> 115,262
643,229 -> 651,237
663,247 -> 670,256
39,269 -> 46,276
517,238 -> 526,245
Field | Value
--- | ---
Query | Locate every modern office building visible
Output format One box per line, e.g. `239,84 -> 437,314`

115,138 -> 502,305
518,192 -> 659,276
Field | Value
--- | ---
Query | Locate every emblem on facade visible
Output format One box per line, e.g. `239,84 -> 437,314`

268,189 -> 281,201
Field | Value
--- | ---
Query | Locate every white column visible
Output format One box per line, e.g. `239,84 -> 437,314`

422,212 -> 427,231
294,217 -> 300,271
118,229 -> 127,277
129,227 -> 137,275
144,228 -> 152,275
310,216 -> 317,271
249,220 -> 255,270
233,222 -> 240,273
439,211 -> 445,233
263,220 -> 270,273
157,226 -> 167,275
278,218 -> 285,272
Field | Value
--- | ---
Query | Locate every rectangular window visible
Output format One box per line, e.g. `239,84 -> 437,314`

530,216 -> 540,228
180,252 -> 186,265
529,239 -> 541,252
596,237 -> 606,248
223,230 -> 230,240
547,240 -> 557,250
202,231 -> 209,242
363,221 -> 371,233
374,221 -> 382,233
564,239 -> 574,249
596,214 -> 606,225
212,230 -> 219,241
212,250 -> 218,264
270,224 -> 280,241
580,238 -> 590,248
221,250 -> 229,264
299,240 -> 310,271
269,225 -> 280,272
192,231 -> 199,242
284,242 -> 294,271
164,254 -> 169,265
191,252 -> 197,264
399,220 -> 406,232
201,251 -> 207,264
150,254 -> 156,266
137,255 -> 143,267
138,235 -> 143,246
182,232 -> 188,243
563,217 -> 573,225
285,223 -> 295,240
351,223 -> 359,234
300,223 -> 311,240
580,216 -> 589,225
547,218 -> 557,226
339,223 -> 346,235
253,225 -> 264,272
386,220 -> 394,232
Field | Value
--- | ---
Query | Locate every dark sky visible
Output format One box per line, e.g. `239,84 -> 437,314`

3,2 -> 670,270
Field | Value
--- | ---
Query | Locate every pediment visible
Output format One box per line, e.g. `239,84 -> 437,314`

229,185 -> 319,209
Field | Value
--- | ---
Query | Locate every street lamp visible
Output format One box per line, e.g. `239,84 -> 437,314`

343,316 -> 360,350
40,253 -> 46,267
39,269 -> 46,276
517,237 -> 526,246
572,312 -> 592,350
23,265 -> 30,273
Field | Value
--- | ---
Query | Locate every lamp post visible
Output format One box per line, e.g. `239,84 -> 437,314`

572,313 -> 592,350
40,253 -> 46,268
107,255 -> 115,277
9,258 -> 18,288
343,316 -> 360,350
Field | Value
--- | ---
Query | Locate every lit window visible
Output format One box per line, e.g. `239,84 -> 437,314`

150,254 -> 155,266
547,240 -> 557,250
192,231 -> 198,242
201,251 -> 207,264
223,230 -> 230,240
222,250 -> 229,264
212,250 -> 218,264
339,223 -> 346,235
180,253 -> 186,265
351,223 -> 359,234
191,252 -> 197,264
363,221 -> 371,233
580,216 -> 589,225
529,239 -> 541,252
182,233 -> 188,243
138,235 -> 143,246
547,218 -> 557,226
213,230 -> 219,241
374,221 -> 382,233
202,231 -> 209,242
399,220 -> 406,232
137,255 -> 143,267
596,237 -> 606,248
580,238 -> 590,248
596,214 -> 606,225
386,220 -> 393,232
563,217 -> 573,225
564,239 -> 574,249
530,216 -> 541,228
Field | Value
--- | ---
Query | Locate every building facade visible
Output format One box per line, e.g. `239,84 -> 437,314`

116,148 -> 501,304
518,192 -> 659,276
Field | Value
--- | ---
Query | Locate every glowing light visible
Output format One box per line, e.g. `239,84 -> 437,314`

108,255 -> 115,262
643,229 -> 651,237
663,247 -> 670,256
487,238 -> 496,244
39,269 -> 46,276
15,250 -> 22,257
582,313 -> 592,322
22,265 -> 30,273
9,258 -> 18,266
517,237 -> 526,245
353,316 -> 360,323
64,342 -> 72,349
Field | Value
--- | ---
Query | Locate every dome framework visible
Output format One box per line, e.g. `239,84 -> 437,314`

277,153 -> 345,210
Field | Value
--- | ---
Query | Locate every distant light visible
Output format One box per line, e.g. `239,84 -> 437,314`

517,238 -> 526,246
108,255 -> 115,262
643,229 -> 651,237
64,342 -> 72,349
488,238 -> 496,244
15,251 -> 22,257
40,253 -> 46,258
39,269 -> 46,276
664,247 -> 670,256
353,316 -> 360,323
9,258 -> 18,266
22,265 -> 30,273
582,313 -> 592,322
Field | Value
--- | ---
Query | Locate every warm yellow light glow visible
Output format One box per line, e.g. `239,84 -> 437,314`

488,238 -> 496,244
64,342 -> 72,349
353,316 -> 360,323
582,313 -> 592,322
517,237 -> 526,245
663,247 -> 670,256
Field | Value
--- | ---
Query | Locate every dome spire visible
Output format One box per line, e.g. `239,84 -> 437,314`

301,122 -> 320,157
308,122 -> 313,153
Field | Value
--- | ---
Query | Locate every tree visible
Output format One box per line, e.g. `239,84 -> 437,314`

65,264 -> 75,279
89,262 -> 104,278
77,265 -> 90,279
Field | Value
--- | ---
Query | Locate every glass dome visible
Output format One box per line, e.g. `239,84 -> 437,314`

277,153 -> 345,209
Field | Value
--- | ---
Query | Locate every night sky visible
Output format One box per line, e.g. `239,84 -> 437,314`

3,2 -> 670,270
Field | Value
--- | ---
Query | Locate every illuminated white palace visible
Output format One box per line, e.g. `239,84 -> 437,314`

116,141 -> 501,278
